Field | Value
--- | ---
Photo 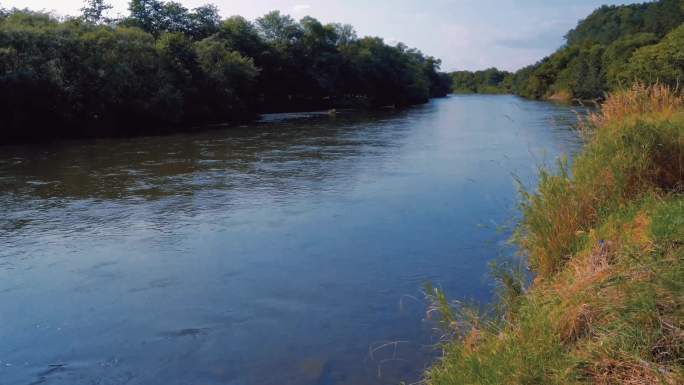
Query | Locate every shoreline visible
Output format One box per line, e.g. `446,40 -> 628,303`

425,84 -> 684,385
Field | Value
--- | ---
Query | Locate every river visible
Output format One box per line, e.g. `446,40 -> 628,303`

0,95 -> 581,385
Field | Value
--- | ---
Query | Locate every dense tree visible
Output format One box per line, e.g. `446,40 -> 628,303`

424,58 -> 452,97
451,68 -> 511,94
255,11 -> 302,45
342,37 -> 427,107
565,0 -> 684,46
538,0 -> 684,100
187,4 -> 221,39
330,23 -> 356,46
193,36 -> 259,119
602,32 -> 659,88
81,0 -> 113,24
451,0 -> 684,101
568,45 -> 606,99
624,24 -> 684,86
127,0 -> 164,34
216,16 -> 265,57
158,2 -> 191,34
125,0 -> 219,38
154,32 -> 200,121
0,4 -> 451,142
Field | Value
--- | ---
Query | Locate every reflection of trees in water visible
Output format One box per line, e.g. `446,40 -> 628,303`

0,108 -> 418,237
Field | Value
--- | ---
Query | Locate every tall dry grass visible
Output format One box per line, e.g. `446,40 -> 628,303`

586,83 -> 682,129
426,84 -> 684,385
518,84 -> 684,278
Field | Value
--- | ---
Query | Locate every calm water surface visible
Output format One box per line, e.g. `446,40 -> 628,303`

0,95 -> 581,385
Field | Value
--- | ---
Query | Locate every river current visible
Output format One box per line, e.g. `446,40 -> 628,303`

0,95 -> 581,385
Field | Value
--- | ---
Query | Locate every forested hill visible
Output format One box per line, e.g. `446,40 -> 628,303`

0,1 -> 452,142
450,0 -> 684,101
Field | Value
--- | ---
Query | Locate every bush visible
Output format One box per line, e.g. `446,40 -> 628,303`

624,24 -> 684,88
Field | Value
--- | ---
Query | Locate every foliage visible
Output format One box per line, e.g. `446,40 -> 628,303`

0,4 -> 450,142
623,24 -> 684,87
451,0 -> 684,101
426,85 -> 684,385
565,0 -> 684,46
450,68 -> 511,94
193,36 -> 259,120
602,32 -> 659,89
124,0 -> 221,39
81,0 -> 113,24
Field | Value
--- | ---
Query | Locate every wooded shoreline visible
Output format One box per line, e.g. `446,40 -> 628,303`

449,0 -> 684,102
0,2 -> 452,143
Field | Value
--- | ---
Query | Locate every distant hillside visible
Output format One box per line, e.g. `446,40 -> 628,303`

451,0 -> 684,101
565,0 -> 684,45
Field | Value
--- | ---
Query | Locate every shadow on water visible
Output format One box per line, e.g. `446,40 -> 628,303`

0,96 -> 582,385
0,108 -> 414,236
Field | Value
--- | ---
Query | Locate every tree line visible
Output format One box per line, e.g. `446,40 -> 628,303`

0,0 -> 452,142
450,0 -> 684,101
451,68 -> 512,94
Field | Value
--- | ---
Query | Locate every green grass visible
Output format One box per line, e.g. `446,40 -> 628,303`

426,85 -> 684,385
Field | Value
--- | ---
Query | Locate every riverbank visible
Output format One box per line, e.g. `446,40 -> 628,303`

426,84 -> 684,384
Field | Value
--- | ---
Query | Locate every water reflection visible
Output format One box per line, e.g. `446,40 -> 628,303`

1,110 -> 414,241
0,96 -> 581,385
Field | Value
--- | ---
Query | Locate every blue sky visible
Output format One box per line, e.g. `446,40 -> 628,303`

1,0 -> 641,71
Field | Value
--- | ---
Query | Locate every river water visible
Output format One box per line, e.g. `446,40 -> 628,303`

0,95 -> 581,385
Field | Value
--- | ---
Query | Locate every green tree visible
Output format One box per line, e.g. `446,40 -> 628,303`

299,16 -> 342,98
188,4 -> 221,40
217,16 -> 265,57
602,33 -> 659,88
567,45 -> 606,99
158,2 -> 191,34
507,0 -> 684,100
155,32 -> 199,122
566,0 -> 684,46
625,24 -> 684,87
0,6 -> 450,142
330,23 -> 356,46
423,57 -> 451,97
81,0 -> 112,24
127,0 -> 163,34
76,27 -> 168,128
126,0 -> 186,35
194,36 -> 259,119
255,11 -> 301,46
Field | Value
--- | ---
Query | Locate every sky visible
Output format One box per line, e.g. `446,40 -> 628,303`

0,0 -> 642,71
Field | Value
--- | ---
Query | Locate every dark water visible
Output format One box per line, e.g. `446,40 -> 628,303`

0,95 -> 581,385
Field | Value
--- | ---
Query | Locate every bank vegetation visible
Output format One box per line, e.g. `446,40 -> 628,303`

426,84 -> 684,385
0,0 -> 452,142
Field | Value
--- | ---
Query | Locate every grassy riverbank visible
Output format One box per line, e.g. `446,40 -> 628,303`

426,84 -> 684,385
